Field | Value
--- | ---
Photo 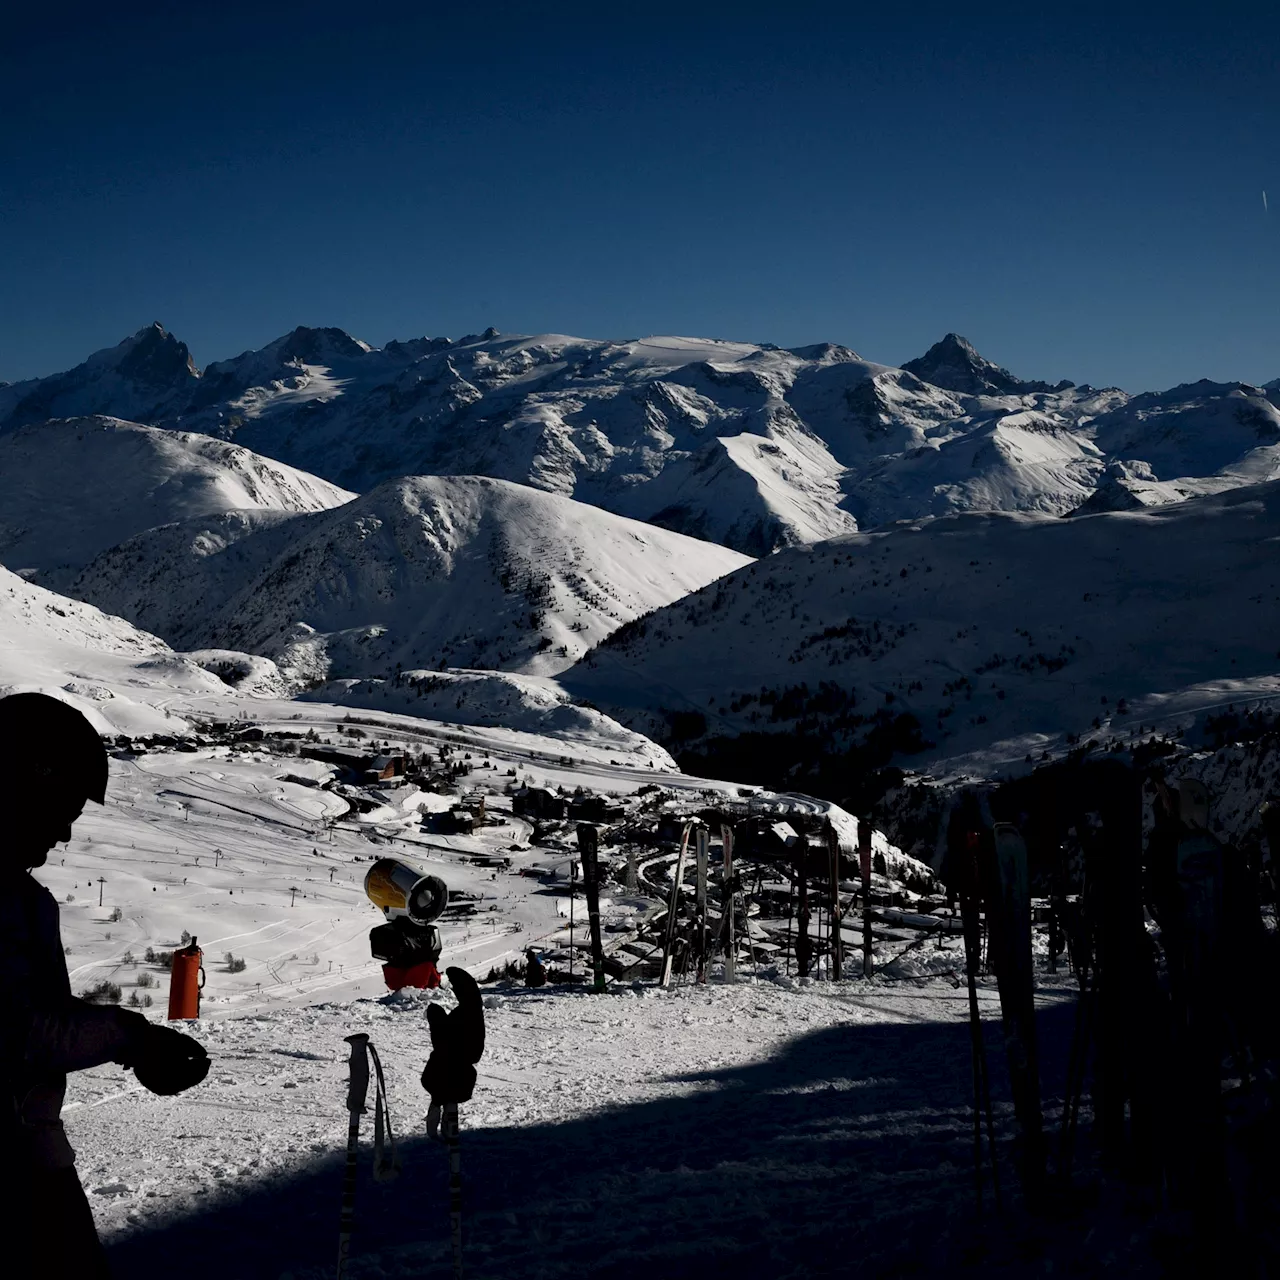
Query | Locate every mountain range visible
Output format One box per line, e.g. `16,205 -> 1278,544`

5,319 -> 1280,804
5,323 -> 1278,557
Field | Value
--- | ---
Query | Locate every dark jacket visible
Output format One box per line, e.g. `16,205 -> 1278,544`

2,869 -> 139,1169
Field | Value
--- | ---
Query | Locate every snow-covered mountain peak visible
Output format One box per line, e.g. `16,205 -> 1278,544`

1090,380 -> 1280,481
95,321 -> 199,381
902,332 -> 1033,397
263,325 -> 374,366
785,341 -> 863,364
0,324 -> 201,431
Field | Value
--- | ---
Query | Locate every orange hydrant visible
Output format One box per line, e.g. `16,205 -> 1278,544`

167,936 -> 205,1020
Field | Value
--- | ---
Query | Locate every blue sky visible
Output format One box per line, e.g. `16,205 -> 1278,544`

3,2 -> 1276,391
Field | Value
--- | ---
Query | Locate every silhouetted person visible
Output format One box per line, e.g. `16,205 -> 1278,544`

0,693 -> 209,1277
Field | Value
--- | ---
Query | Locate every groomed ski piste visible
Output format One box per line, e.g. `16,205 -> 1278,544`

37,702 -> 1158,1280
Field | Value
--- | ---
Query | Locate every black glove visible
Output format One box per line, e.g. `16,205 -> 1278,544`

126,1024 -> 210,1096
420,967 -> 485,1105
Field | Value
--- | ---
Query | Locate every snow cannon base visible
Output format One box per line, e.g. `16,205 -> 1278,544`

383,960 -> 442,991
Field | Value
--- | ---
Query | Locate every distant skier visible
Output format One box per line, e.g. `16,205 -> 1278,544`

0,694 -> 210,1277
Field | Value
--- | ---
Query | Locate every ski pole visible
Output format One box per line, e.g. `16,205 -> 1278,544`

962,893 -> 1002,1213
695,826 -> 709,984
785,864 -> 794,976
968,999 -> 984,1210
1059,963 -> 1094,1181
977,1013 -> 1003,1212
445,1101 -> 464,1280
750,864 -> 765,982
337,1033 -> 371,1280
962,898 -> 986,1212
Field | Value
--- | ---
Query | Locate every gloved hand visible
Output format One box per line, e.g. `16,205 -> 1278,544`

420,967 -> 485,1105
126,1024 -> 210,1096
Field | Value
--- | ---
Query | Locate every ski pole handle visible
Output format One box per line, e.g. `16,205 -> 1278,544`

345,1033 -> 371,1115
337,1034 -> 371,1280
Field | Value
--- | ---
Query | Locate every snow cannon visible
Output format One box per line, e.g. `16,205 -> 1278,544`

167,936 -> 205,1020
364,858 -> 448,991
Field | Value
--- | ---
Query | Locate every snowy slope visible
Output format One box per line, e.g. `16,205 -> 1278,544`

71,475 -> 752,680
301,668 -> 676,767
609,426 -> 856,553
1090,379 -> 1280,478
0,416 -> 353,583
843,410 -> 1106,525
81,977 -> 1104,1280
0,562 -> 230,736
564,479 -> 1280,778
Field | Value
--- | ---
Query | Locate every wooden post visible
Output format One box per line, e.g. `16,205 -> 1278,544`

97,876 -> 106,907
858,819 -> 873,977
785,861 -> 794,976
826,822 -> 843,980
659,824 -> 692,988
796,838 -> 811,978
695,827 -> 709,984
568,861 -> 577,980
721,824 -> 736,982
576,824 -> 606,992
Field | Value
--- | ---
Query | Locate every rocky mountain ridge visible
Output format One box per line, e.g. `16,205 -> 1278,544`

5,323 -> 1277,555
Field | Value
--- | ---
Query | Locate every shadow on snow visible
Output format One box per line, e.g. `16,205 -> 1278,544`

106,992 -> 1131,1280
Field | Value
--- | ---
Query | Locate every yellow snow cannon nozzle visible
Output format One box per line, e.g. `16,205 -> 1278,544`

364,857 -> 448,924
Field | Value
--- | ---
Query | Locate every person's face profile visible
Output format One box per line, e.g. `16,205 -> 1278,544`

6,792 -> 87,869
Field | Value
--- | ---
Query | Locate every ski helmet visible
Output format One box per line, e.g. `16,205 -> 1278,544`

0,692 -> 109,804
